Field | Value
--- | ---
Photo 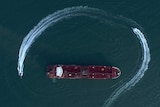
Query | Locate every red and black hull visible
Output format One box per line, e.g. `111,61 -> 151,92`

47,65 -> 121,79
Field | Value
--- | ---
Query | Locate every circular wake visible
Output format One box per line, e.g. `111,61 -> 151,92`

102,28 -> 150,107
17,6 -> 150,107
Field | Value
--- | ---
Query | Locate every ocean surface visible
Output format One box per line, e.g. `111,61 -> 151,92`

0,0 -> 160,107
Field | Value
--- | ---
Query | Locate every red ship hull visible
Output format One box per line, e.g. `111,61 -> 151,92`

47,65 -> 121,79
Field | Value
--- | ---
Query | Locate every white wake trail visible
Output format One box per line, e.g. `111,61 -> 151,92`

17,6 -> 151,107
103,28 -> 150,107
17,6 -> 92,77
17,6 -> 114,77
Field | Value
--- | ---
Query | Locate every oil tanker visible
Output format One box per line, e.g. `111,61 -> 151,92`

47,65 -> 121,79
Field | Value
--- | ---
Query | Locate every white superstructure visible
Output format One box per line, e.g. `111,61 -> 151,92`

56,66 -> 63,77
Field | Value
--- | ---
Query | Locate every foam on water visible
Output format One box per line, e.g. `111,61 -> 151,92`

17,6 -> 150,107
102,28 -> 150,107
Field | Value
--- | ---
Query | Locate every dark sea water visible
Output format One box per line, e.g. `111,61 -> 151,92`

0,0 -> 160,107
